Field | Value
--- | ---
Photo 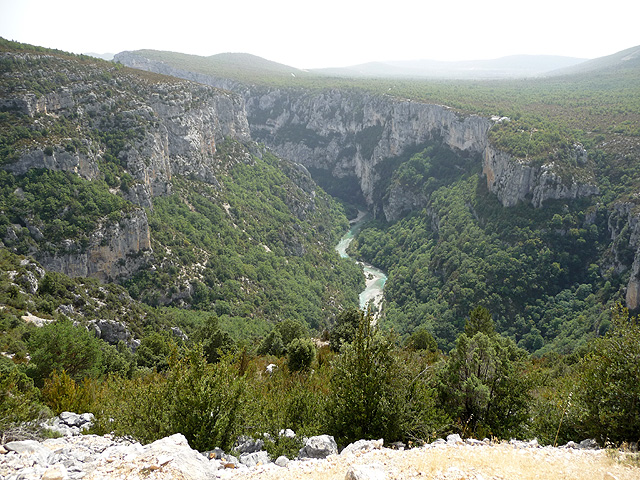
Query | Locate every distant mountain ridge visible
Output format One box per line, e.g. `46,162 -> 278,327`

546,44 -> 640,76
312,55 -> 588,79
118,50 -> 589,80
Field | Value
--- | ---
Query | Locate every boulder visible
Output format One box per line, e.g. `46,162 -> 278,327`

4,440 -> 52,466
279,428 -> 296,438
341,438 -> 383,456
235,435 -> 264,454
446,434 -> 463,445
275,455 -> 289,467
579,438 -> 598,449
239,450 -> 270,468
298,435 -> 338,459
41,463 -> 68,480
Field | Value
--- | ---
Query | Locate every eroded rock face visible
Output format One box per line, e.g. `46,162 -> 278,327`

114,51 -> 601,218
483,143 -> 599,207
3,146 -> 101,180
244,89 -> 491,210
624,210 -> 640,310
37,210 -> 152,282
1,51 -> 251,283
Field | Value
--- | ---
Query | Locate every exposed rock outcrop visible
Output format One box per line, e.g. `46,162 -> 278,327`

3,145 -> 101,180
37,210 -> 151,282
114,51 -> 600,219
1,51 -> 252,283
483,143 -> 599,207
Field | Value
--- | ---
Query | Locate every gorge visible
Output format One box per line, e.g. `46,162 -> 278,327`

113,50 -> 640,325
335,212 -> 387,313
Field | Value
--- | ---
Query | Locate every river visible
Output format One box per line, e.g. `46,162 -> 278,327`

335,212 -> 387,313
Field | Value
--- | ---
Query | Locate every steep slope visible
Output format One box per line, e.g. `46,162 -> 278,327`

115,46 -> 640,352
0,40 -> 362,331
115,50 -> 601,216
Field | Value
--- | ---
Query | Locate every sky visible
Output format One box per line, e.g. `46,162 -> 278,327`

0,0 -> 638,69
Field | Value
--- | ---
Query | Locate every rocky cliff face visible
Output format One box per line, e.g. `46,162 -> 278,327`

3,64 -> 250,207
245,89 -> 491,213
37,210 -> 151,283
606,204 -> 640,310
483,143 -> 599,207
114,52 -> 600,218
1,51 -> 249,282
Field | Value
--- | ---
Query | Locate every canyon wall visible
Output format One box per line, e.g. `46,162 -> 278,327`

1,51 -> 249,280
114,51 -> 600,217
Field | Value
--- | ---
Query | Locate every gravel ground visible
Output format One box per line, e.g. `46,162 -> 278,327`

2,434 -> 639,480
219,441 -> 640,480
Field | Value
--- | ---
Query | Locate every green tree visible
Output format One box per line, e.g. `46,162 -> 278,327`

191,316 -> 235,364
287,338 -> 316,372
574,305 -> 640,443
465,306 -> 495,337
27,318 -> 104,387
135,332 -> 174,371
257,329 -> 285,357
0,359 -> 48,436
406,327 -> 438,352
327,311 -> 405,446
437,310 -> 531,438
329,308 -> 361,352
276,319 -> 308,350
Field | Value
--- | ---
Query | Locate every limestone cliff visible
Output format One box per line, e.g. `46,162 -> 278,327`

483,143 -> 599,207
114,51 -> 600,218
606,204 -> 640,310
2,66 -> 250,207
37,210 -> 151,283
1,51 -> 249,282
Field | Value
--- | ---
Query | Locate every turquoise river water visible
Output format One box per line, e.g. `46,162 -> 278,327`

335,213 -> 387,312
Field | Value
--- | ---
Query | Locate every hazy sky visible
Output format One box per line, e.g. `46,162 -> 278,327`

1,0 -> 638,69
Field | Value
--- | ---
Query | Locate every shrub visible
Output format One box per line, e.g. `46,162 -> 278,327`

41,369 -> 96,415
26,318 -> 104,387
134,332 -> 174,371
327,311 -> 406,446
93,346 -> 247,452
437,314 -> 531,439
257,330 -> 285,357
406,328 -> 438,352
287,338 -> 315,372
0,359 -> 48,435
191,316 -> 235,364
573,305 -> 640,444
329,308 -> 361,352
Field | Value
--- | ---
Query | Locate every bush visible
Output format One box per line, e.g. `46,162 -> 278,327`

327,311 -> 406,446
26,318 -> 104,387
257,330 -> 285,357
191,316 -> 235,364
0,359 -> 48,435
93,346 -> 247,451
406,328 -> 438,352
437,314 -> 531,439
287,338 -> 315,372
41,369 -> 97,415
573,305 -> 640,444
134,332 -> 174,371
329,308 -> 361,352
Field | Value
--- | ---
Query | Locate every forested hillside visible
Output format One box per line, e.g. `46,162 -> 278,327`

0,38 -> 362,335
2,39 -> 640,452
117,45 -> 640,353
